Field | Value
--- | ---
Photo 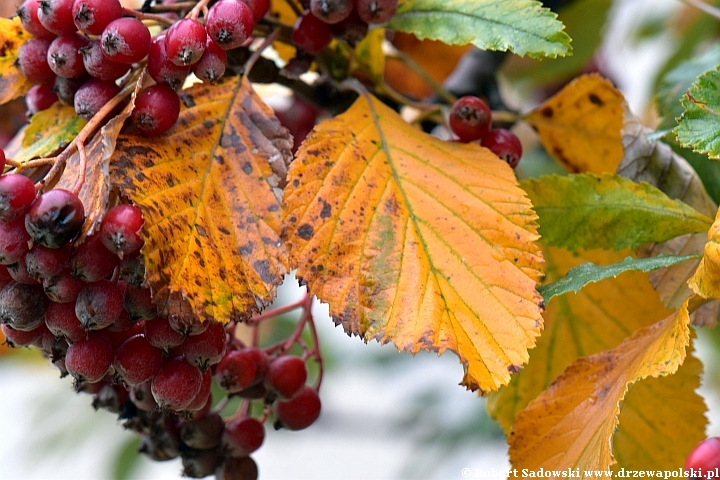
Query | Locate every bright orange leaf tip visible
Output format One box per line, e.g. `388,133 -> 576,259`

525,73 -> 625,174
111,77 -> 293,324
508,299 -> 690,472
689,207 -> 720,299
283,93 -> 544,393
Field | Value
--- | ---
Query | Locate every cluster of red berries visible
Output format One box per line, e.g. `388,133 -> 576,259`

292,0 -> 399,54
15,0 -> 269,136
448,95 -> 524,169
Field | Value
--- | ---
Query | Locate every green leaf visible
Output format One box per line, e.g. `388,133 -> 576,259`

656,43 -> 720,131
676,67 -> 720,159
538,253 -> 702,302
386,0 -> 571,59
14,104 -> 86,163
521,173 -> 713,250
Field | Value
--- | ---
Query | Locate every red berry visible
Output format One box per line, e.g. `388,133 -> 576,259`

144,317 -> 185,350
310,0 -> 353,24
0,218 -> 32,265
147,33 -> 190,91
71,234 -> 120,282
65,331 -> 113,382
686,437 -> 720,476
191,37 -> 227,84
25,82 -> 59,115
185,368 -> 213,413
215,349 -> 258,393
47,33 -> 89,79
45,300 -> 85,343
25,188 -> 85,249
17,37 -> 55,83
356,0 -> 398,24
265,355 -> 307,399
224,416 -> 264,456
74,78 -> 120,121
241,0 -> 270,22
132,84 -> 180,137
100,17 -> 151,64
205,0 -> 255,51
43,270 -> 85,302
274,386 -> 321,430
123,284 -> 156,321
72,0 -> 122,35
8,253 -> 39,284
449,95 -> 492,143
99,204 -> 144,259
164,18 -> 207,66
481,128 -> 523,169
0,174 -> 36,222
25,244 -> 71,280
0,265 -> 13,291
151,357 -> 203,411
216,457 -> 258,480
75,279 -> 124,330
292,11 -> 333,55
114,334 -> 164,385
80,40 -> 130,81
1,322 -> 48,347
0,149 -> 5,174
38,0 -> 77,36
175,320 -> 227,370
17,0 -> 56,39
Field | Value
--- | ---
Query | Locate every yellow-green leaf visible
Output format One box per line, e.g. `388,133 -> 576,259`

689,207 -> 720,299
110,78 -> 293,324
352,28 -> 385,86
14,104 -> 85,163
283,93 -> 544,393
508,300 -> 690,471
522,173 -> 713,251
525,74 -> 624,174
0,17 -> 33,106
612,342 -> 706,471
487,247 -> 672,432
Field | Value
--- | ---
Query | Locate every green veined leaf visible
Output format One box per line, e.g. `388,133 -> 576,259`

386,0 -> 571,59
522,173 -> 713,250
538,254 -> 702,303
675,67 -> 720,159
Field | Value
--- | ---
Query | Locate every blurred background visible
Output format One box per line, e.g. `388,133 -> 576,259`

3,0 -> 720,479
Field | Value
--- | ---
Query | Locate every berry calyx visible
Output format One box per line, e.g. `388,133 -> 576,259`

17,0 -> 56,39
310,0 -> 353,25
448,95 -> 492,143
47,34 -> 89,79
164,18 -> 207,66
72,0 -> 123,35
25,188 -> 85,249
480,128 -> 523,169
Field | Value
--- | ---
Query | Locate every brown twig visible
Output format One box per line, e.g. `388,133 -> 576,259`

243,29 -> 281,81
187,0 -> 212,19
122,7 -> 175,27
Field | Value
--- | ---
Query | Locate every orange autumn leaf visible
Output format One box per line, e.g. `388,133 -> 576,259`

0,17 -> 33,106
508,300 -> 690,472
283,93 -> 544,393
111,77 -> 293,324
525,74 -> 624,173
487,247 -> 673,433
689,207 -> 720,299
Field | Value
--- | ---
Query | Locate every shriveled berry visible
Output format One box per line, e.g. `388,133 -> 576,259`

181,411 -> 225,450
26,82 -> 59,115
164,18 -> 207,66
274,386 -> 321,430
17,37 -> 55,83
147,34 -> 190,90
114,334 -> 164,385
72,0 -> 122,35
119,253 -> 144,286
182,449 -> 223,478
100,17 -> 151,64
265,355 -> 307,399
224,416 -> 264,456
25,188 -> 85,249
449,95 -> 492,143
99,204 -> 144,259
0,174 -> 36,222
216,456 -> 258,480
74,79 -> 120,120
0,282 -> 47,331
17,0 -> 56,39
292,11 -> 332,55
47,34 -> 89,78
151,357 -> 203,411
75,279 -> 124,330
480,128 -> 523,169
38,0 -> 77,36
132,84 -> 180,137
65,331 -> 113,382
205,0 -> 255,51
52,75 -> 87,106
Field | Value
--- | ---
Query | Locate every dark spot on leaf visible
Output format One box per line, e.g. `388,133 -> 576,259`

292,179 -> 299,187
214,154 -> 224,164
268,204 -> 279,212
320,200 -> 331,219
196,225 -> 208,237
178,92 -> 195,107
239,242 -> 254,255
507,365 -> 521,374
540,107 -> 553,118
588,93 -> 603,106
242,162 -> 252,174
316,265 -> 324,272
218,226 -> 230,235
203,120 -> 214,129
252,260 -> 275,284
297,224 -> 313,240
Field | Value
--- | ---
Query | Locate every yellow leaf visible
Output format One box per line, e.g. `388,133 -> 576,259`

612,341 -> 706,471
352,29 -> 385,86
110,78 -> 293,324
283,93 -> 544,393
689,207 -> 720,299
269,0 -> 297,63
487,246 -> 673,432
0,17 -> 33,106
15,104 -> 86,163
508,300 -> 690,472
525,74 -> 624,174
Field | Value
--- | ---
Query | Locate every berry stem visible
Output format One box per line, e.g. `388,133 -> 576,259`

72,143 -> 87,196
494,110 -> 520,124
187,0 -> 212,20
243,28 -> 281,82
304,305 -> 324,389
146,1 -> 197,13
121,7 -> 175,27
248,295 -> 309,325
4,157 -> 22,169
282,0 -> 305,18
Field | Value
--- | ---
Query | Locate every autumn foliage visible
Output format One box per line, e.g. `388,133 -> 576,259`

4,0 -> 720,477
